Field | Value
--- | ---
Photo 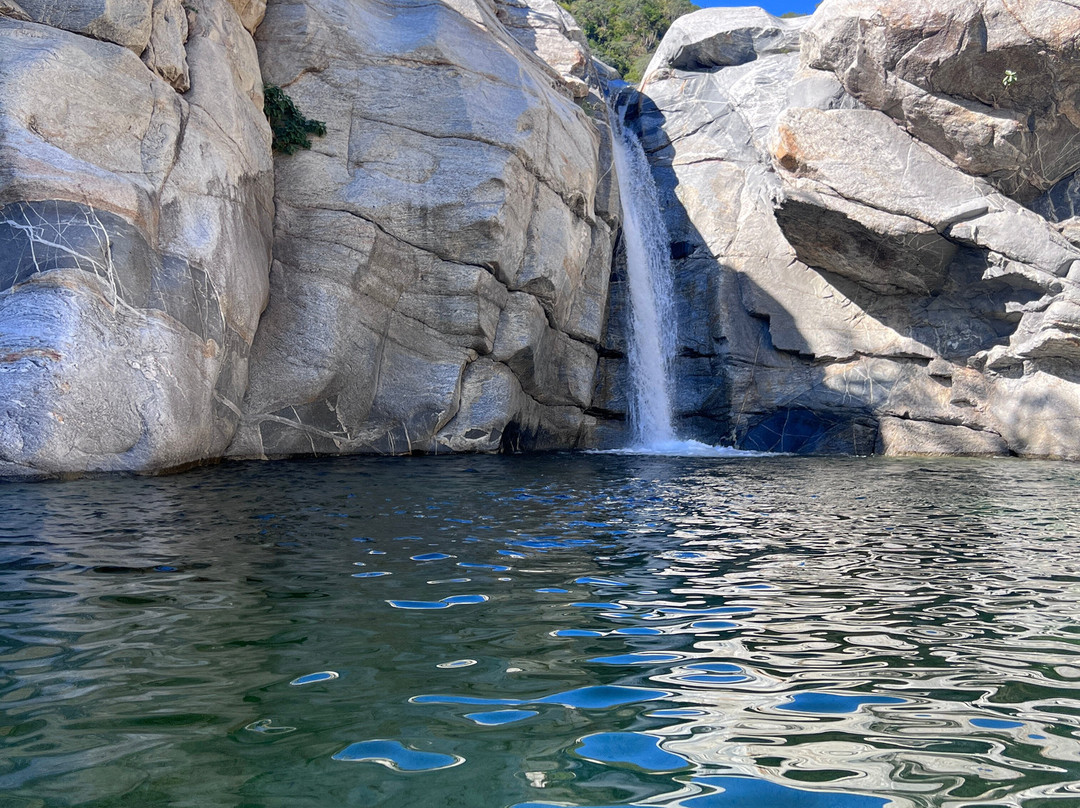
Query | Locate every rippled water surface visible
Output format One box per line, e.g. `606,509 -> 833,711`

4,455 -> 1080,807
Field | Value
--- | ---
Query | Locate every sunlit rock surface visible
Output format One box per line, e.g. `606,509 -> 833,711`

804,0 -> 1080,202
5,0 -> 1080,473
0,0 -> 618,474
0,0 -> 274,476
602,0 -> 1080,458
225,0 -> 615,459
12,0 -> 153,51
645,5 -> 807,75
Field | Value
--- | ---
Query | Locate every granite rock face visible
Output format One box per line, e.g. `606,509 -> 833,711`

142,0 -> 190,91
13,0 -> 153,51
495,0 -> 593,99
226,0 -> 614,459
10,0 -> 1079,473
803,0 -> 1080,202
0,1 -> 274,476
645,5 -> 806,74
0,0 -> 617,475
599,0 -> 1080,459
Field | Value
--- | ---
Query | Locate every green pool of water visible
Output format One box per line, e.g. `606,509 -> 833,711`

3,454 -> 1080,807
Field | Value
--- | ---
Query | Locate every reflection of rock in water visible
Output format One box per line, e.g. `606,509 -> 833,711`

4,455 -> 1080,804
617,456 -> 1080,806
654,705 -> 917,805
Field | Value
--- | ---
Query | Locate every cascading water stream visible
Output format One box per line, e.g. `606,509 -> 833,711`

608,103 -> 762,457
610,106 -> 679,449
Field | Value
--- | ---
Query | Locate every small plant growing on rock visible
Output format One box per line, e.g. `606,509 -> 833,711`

263,84 -> 326,154
1003,69 -> 1018,87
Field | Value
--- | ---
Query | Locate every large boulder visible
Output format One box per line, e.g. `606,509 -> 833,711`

803,0 -> 1080,201
605,1 -> 1080,459
227,0 -> 614,459
771,107 -> 1080,292
644,6 -> 807,75
494,0 -> 592,98
0,1 -> 274,476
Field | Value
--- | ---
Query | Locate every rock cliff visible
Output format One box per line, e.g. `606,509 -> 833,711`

1,0 -> 273,476
5,0 -> 1080,475
0,0 -> 618,475
227,0 -> 617,458
599,0 -> 1080,459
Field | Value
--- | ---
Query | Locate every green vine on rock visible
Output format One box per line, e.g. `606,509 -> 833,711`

263,84 -> 326,154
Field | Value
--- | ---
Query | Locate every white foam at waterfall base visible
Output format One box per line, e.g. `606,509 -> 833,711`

597,439 -> 773,458
609,108 -> 767,459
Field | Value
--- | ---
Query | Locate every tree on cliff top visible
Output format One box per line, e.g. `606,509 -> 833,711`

558,0 -> 699,82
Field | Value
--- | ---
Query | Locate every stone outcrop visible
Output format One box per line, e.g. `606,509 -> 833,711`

142,0 -> 191,92
645,6 -> 806,74
0,0 -> 619,475
13,0 -> 154,51
803,0 -> 1080,202
0,0 -> 619,476
7,0 -> 1080,474
0,0 -> 274,476
495,0 -> 593,98
600,0 -> 1080,458
224,0 -> 615,459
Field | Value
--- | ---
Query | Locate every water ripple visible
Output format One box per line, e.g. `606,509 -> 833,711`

331,740 -> 463,771
575,731 -> 690,772
5,455 -> 1080,807
289,671 -> 339,686
387,594 -> 488,610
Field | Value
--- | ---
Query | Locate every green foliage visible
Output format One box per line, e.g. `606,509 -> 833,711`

558,0 -> 699,83
1002,69 -> 1018,88
263,84 -> 327,155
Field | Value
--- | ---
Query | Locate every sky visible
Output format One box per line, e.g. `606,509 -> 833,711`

694,0 -> 819,16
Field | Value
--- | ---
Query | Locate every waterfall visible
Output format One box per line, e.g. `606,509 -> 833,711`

610,107 -> 679,448
607,104 -> 762,458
